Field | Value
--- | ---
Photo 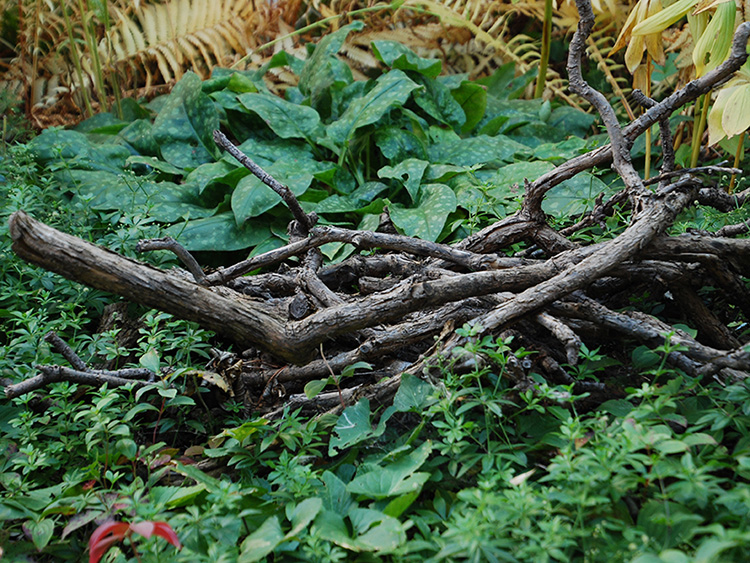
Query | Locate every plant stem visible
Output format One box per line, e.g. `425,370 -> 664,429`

535,0 -> 553,98
644,58 -> 652,180
62,3 -> 94,117
231,2 -> 397,69
729,130 -> 745,193
690,94 -> 710,168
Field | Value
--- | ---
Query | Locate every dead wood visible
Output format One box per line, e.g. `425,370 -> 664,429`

6,2 -> 750,416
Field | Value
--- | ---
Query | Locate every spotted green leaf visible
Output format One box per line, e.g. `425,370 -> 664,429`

428,134 -> 531,167
389,183 -> 457,241
375,126 -> 428,162
237,92 -> 323,141
29,129 -> 130,172
60,170 -> 215,222
378,158 -> 429,202
299,22 -> 363,107
372,40 -> 442,78
232,158 -> 333,224
545,171 -> 612,216
413,75 -> 466,130
152,72 -> 220,170
315,181 -> 388,214
327,70 -> 421,149
166,212 -> 272,252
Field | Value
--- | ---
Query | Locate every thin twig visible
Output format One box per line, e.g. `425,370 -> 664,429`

136,237 -> 207,284
44,331 -> 87,371
5,365 -> 152,399
212,130 -> 316,233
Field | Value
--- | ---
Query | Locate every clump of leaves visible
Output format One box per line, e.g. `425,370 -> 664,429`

25,29 -> 604,264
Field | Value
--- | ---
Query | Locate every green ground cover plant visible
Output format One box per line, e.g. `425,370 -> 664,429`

3,23 -> 750,563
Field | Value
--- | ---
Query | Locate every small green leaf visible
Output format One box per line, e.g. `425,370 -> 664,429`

25,518 -> 55,551
140,349 -> 160,373
304,378 -> 330,399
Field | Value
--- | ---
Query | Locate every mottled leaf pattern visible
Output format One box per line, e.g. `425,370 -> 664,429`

237,92 -> 323,141
378,158 -> 429,202
372,40 -> 442,78
327,70 -> 421,148
389,183 -> 457,241
152,72 -> 220,170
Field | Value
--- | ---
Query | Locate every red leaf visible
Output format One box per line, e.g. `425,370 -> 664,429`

128,521 -> 182,549
88,521 -> 129,563
151,521 -> 182,549
88,520 -> 181,563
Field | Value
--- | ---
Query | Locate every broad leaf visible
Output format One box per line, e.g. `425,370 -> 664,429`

375,126 -> 428,162
237,92 -> 323,141
348,508 -> 406,552
393,373 -> 434,411
320,471 -> 355,514
238,516 -> 284,562
329,399 -> 373,455
60,170 -> 215,222
152,72 -> 220,170
378,158 -> 429,202
347,441 -> 432,499
413,75 -> 466,131
451,81 -> 487,133
428,134 -> 531,167
285,498 -> 323,539
327,70 -> 420,149
372,40 -> 442,78
232,158 -> 332,224
389,183 -> 457,241
299,22 -> 363,108
166,212 -> 272,252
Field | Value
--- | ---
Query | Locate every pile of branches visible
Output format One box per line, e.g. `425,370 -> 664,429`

7,1 -> 750,417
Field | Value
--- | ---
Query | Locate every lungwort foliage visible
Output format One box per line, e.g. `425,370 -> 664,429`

26,27 -> 602,259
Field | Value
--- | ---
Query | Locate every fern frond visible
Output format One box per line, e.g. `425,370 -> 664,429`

105,0 -> 257,83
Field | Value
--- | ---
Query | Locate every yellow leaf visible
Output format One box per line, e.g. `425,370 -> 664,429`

693,0 -> 734,15
708,84 -> 735,145
632,0 -> 700,36
626,35 -> 646,73
722,83 -> 750,137
612,1 -> 645,54
693,1 -> 736,76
